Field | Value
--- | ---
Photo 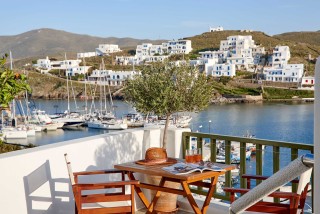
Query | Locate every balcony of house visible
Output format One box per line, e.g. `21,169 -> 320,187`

0,127 -> 314,214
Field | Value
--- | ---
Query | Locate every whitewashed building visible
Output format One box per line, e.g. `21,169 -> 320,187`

33,57 -> 83,74
206,63 -> 236,77
300,76 -> 315,90
77,52 -> 97,58
116,56 -> 136,65
271,46 -> 290,67
96,44 -> 122,56
66,66 -> 91,76
209,26 -> 224,32
35,57 -> 51,70
199,51 -> 229,64
220,35 -> 257,69
264,64 -> 304,82
167,39 -> 192,54
136,43 -> 153,56
252,47 -> 266,65
87,69 -> 138,86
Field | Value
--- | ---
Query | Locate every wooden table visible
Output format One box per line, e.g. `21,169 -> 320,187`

114,160 -> 235,214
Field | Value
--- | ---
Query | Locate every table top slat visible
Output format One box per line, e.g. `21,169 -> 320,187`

114,159 -> 235,181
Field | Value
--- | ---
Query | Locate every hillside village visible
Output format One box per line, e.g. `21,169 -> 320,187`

32,27 -> 315,92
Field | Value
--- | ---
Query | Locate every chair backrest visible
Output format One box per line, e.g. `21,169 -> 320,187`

297,167 -> 312,195
64,153 -> 75,185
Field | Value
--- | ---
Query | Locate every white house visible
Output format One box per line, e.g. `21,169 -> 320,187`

252,47 -> 266,65
300,76 -> 315,90
271,46 -> 290,68
167,39 -> 192,54
206,63 -> 236,77
116,56 -> 136,65
209,26 -> 224,32
220,35 -> 257,69
87,69 -> 138,86
66,66 -> 91,76
136,43 -> 153,57
264,64 -> 304,83
199,51 -> 229,64
96,44 -> 122,56
135,39 -> 192,57
77,52 -> 97,59
33,57 -> 82,74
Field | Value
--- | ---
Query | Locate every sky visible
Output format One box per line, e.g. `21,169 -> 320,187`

1,0 -> 319,40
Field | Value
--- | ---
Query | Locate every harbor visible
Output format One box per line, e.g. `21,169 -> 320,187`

2,100 -> 313,146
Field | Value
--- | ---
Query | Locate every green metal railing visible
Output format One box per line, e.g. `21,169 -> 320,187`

182,132 -> 314,204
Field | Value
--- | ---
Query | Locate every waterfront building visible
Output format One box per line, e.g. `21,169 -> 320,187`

219,35 -> 259,70
271,46 -> 290,68
300,76 -> 315,90
263,64 -> 304,82
209,26 -> 224,32
87,69 -> 138,86
77,52 -> 97,58
206,63 -> 236,77
96,44 -> 122,56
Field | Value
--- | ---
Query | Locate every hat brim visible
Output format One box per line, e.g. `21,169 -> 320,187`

136,157 -> 177,165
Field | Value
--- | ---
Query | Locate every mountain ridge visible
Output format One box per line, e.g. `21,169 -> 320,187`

0,28 -> 167,59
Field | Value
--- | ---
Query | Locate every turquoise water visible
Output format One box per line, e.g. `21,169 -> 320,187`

9,100 -> 314,148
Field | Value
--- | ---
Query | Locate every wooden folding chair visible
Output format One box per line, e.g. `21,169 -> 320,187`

64,153 -> 139,214
225,154 -> 313,214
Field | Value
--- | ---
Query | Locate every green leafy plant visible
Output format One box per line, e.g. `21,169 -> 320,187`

0,54 -> 31,109
124,61 -> 215,148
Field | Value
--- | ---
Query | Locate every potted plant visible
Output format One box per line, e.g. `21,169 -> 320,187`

124,61 -> 214,213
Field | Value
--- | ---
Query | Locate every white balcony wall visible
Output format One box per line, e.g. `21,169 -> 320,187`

0,127 -> 189,214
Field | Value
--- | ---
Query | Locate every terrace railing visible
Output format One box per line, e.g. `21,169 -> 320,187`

182,132 -> 314,207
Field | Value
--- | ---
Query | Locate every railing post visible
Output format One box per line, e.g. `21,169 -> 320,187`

239,142 -> 246,188
291,148 -> 298,193
256,144 -> 263,178
224,140 -> 232,189
210,138 -> 217,162
273,146 -> 280,203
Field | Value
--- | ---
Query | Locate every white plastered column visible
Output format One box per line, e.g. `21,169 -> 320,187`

314,56 -> 320,213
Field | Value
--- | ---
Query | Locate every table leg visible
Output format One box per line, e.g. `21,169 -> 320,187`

181,181 -> 202,214
201,176 -> 218,213
146,177 -> 166,214
127,172 -> 150,208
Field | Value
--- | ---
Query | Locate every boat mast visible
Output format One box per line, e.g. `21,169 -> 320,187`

83,57 -> 88,115
65,53 -> 70,114
9,51 -> 16,126
102,59 -> 107,112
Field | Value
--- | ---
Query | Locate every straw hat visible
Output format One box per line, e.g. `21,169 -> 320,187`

136,147 -> 177,165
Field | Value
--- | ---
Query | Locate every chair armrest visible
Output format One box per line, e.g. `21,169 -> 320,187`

224,187 -> 250,194
74,180 -> 139,190
224,187 -> 300,200
74,169 -> 125,176
242,174 -> 299,184
268,191 -> 300,199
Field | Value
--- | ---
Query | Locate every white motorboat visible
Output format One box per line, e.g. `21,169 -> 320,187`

1,127 -> 27,139
43,123 -> 59,131
87,119 -> 127,130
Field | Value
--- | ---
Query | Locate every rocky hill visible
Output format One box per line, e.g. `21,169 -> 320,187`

0,28 -> 167,59
274,31 -> 320,46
